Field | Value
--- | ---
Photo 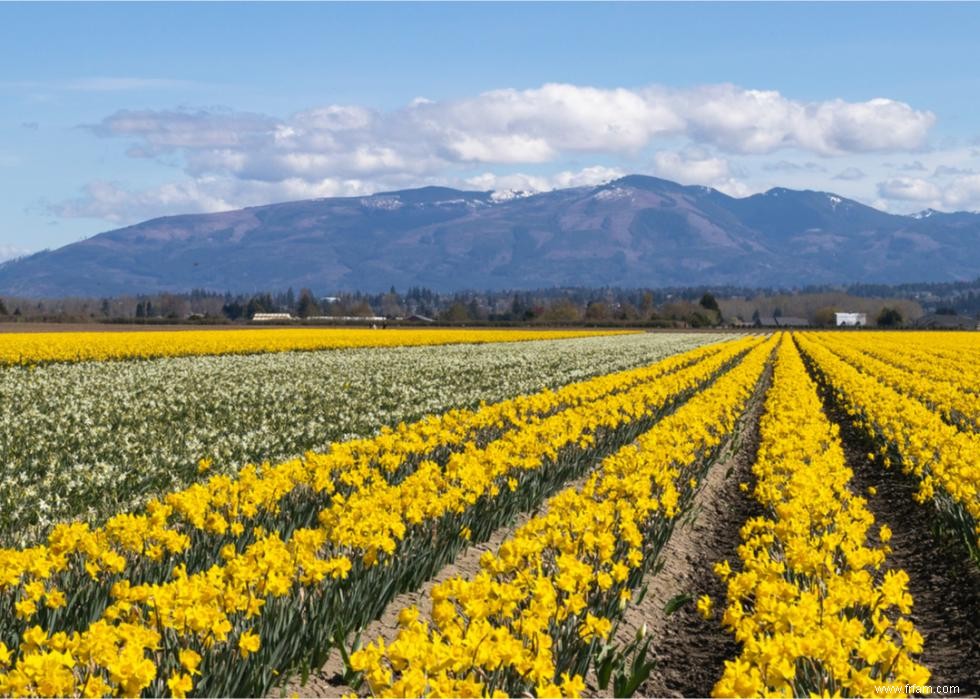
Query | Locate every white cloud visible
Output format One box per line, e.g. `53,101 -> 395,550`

87,82 -> 935,182
658,85 -> 933,155
942,174 -> 980,210
50,177 -> 374,224
832,167 -> 866,181
652,148 -> 731,184
877,177 -> 942,202
0,245 -> 32,263
464,165 -> 624,193
58,81 -> 941,223
650,148 -> 755,198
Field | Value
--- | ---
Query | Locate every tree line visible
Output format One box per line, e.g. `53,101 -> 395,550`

2,280 -> 978,327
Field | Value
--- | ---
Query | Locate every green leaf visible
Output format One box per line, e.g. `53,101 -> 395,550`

664,593 -> 692,614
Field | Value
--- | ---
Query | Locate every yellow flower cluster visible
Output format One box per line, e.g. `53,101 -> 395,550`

844,332 -> 980,399
318,336 -> 758,567
0,525 -> 347,697
798,333 -> 980,549
0,338 -> 733,615
349,336 -> 776,698
713,338 -> 930,697
0,338 -> 754,696
815,332 -> 980,432
0,328 -> 631,366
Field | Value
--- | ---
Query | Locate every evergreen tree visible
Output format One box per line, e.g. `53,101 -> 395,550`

296,288 -> 320,318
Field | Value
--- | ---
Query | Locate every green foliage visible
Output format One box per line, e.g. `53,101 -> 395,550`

699,292 -> 720,313
876,307 -> 903,327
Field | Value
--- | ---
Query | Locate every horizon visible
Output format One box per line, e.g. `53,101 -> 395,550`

3,2 -> 980,261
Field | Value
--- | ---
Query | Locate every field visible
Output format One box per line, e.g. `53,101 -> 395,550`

0,328 -> 977,698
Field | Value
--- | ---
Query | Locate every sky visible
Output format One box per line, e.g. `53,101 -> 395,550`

2,1 -> 980,260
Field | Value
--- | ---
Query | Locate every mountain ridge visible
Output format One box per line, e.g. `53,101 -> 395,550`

3,175 -> 979,297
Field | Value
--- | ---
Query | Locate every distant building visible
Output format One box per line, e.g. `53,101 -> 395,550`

305,315 -> 386,322
406,314 -> 435,323
251,312 -> 293,322
835,312 -> 867,327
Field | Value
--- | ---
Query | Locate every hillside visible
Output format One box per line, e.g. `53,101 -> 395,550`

2,176 -> 979,296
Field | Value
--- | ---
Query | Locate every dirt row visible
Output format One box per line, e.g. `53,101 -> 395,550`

818,394 -> 980,694
274,345 -> 980,698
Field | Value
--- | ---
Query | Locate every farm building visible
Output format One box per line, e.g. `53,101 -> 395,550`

251,312 -> 293,322
835,312 -> 867,327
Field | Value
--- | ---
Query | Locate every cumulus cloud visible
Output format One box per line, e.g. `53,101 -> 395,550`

941,174 -> 980,210
650,148 -> 754,197
463,165 -> 624,193
0,244 -> 31,263
658,85 -> 933,155
652,148 -> 731,184
50,176 -> 374,224
59,81 -> 938,222
876,169 -> 980,212
832,167 -> 866,181
87,82 -> 935,179
877,177 -> 942,202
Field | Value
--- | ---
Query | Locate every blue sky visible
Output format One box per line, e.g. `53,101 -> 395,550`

3,2 -> 980,259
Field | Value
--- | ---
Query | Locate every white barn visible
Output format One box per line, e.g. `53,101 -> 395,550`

835,312 -> 867,327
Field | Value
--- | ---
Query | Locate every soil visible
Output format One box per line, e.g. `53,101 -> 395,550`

269,345 -> 980,699
624,364 -> 771,698
272,361 -> 773,699
820,399 -> 980,695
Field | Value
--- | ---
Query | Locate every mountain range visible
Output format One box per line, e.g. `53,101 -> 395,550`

2,175 -> 979,297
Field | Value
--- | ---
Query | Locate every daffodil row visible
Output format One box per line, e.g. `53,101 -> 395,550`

0,332 -> 720,545
797,333 -> 980,558
841,333 -> 980,400
347,335 -> 776,698
0,327 -> 632,366
850,332 -> 980,394
0,337 -> 733,642
712,337 -> 930,697
0,337 -> 761,697
813,335 -> 980,433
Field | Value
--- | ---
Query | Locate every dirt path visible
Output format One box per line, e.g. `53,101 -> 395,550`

617,363 -> 770,698
821,400 -> 980,695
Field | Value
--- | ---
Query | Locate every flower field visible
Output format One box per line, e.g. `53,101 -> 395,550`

0,328 -> 630,366
0,329 -> 978,698
0,332 -> 718,545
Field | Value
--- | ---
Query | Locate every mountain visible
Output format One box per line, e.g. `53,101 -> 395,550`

2,176 -> 980,296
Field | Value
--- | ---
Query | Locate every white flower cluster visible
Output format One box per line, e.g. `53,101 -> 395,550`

0,333 -> 722,545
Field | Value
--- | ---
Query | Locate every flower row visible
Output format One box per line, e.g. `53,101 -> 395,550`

0,337 -> 760,696
0,327 -> 629,366
713,337 -> 930,697
798,333 -> 980,559
347,335 -> 776,697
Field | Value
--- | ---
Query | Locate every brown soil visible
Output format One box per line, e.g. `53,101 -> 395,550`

271,361 -> 773,699
822,402 -> 980,695
623,363 -> 770,698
